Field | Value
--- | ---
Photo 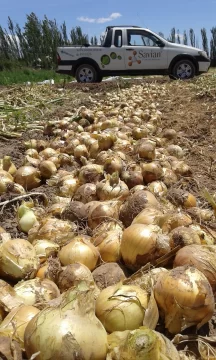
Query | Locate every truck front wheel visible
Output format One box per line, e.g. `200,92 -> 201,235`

75,64 -> 100,83
170,59 -> 196,80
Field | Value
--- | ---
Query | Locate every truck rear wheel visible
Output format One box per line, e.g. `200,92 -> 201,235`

75,64 -> 99,83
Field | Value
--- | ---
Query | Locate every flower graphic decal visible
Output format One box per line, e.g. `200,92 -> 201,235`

128,51 -> 141,66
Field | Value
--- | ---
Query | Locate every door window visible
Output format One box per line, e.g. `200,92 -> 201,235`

127,30 -> 162,47
114,30 -> 122,47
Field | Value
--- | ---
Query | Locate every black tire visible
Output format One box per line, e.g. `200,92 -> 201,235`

170,59 -> 196,80
75,64 -> 99,83
97,74 -> 103,83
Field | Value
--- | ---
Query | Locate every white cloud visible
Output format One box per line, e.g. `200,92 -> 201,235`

77,16 -> 95,23
77,12 -> 122,24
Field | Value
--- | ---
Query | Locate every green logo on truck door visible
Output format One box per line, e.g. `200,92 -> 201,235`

101,53 -> 122,68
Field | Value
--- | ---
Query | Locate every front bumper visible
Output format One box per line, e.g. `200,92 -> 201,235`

198,61 -> 211,73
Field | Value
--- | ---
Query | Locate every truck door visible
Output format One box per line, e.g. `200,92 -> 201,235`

124,29 -> 168,70
100,30 -> 125,71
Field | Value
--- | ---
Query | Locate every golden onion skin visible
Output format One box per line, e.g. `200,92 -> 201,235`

154,265 -> 214,334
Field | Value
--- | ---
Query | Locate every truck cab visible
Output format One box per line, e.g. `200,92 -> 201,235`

56,25 -> 210,82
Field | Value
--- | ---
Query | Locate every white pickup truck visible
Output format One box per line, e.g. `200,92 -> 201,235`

56,25 -> 210,82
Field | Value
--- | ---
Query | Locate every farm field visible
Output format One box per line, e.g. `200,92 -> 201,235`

0,73 -> 216,359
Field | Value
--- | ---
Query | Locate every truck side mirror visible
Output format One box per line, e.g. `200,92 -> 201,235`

156,41 -> 165,47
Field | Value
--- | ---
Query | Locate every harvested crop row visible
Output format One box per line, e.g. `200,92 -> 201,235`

0,81 -> 216,360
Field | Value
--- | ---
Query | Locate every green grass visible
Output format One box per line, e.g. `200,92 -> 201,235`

0,68 -> 72,86
0,66 -> 215,86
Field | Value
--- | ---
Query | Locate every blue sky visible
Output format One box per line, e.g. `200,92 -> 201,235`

1,0 -> 216,45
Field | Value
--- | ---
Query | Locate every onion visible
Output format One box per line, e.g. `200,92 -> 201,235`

33,240 -> 60,262
95,151 -> 110,165
61,201 -> 87,224
17,203 -> 37,233
167,189 -> 197,208
57,263 -> 95,293
107,327 -> 180,360
132,207 -> 164,226
171,160 -> 192,176
74,144 -> 89,159
119,190 -> 160,227
73,183 -> 97,203
24,154 -> 41,167
0,170 -> 14,194
174,245 -> 216,292
88,139 -> 99,158
36,257 -> 62,282
92,221 -> 123,238
24,282 -> 108,360
98,133 -> 116,150
28,217 -> 77,246
135,139 -> 156,160
120,170 -> 144,189
79,164 -> 104,184
187,207 -> 213,222
59,236 -> 99,271
120,224 -> 170,270
162,128 -> 177,140
161,212 -> 192,233
132,127 -> 149,139
141,162 -> 163,184
103,155 -> 123,174
154,265 -> 214,334
92,228 -> 122,263
189,224 -> 216,245
0,279 -> 24,312
58,174 -> 79,197
2,156 -> 17,175
0,239 -> 39,280
14,166 -> 41,190
92,263 -> 127,290
47,202 -> 67,217
64,138 -> 80,154
24,139 -> 37,149
25,148 -> 39,158
95,283 -> 149,332
0,335 -> 23,359
0,228 -> 11,242
167,144 -> 184,158
14,278 -> 60,306
88,200 -> 120,230
124,267 -> 168,293
0,305 -> 40,348
96,173 -> 129,201
147,180 -> 167,197
169,226 -> 201,249
39,160 -> 57,179
162,168 -> 178,186
39,147 -> 58,159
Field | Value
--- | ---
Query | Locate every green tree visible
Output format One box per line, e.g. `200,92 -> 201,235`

170,27 -> 176,43
176,29 -> 181,44
23,12 -> 42,66
70,26 -> 88,44
189,28 -> 195,47
201,28 -> 209,56
61,21 -> 69,45
210,27 -> 216,66
183,30 -> 188,45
